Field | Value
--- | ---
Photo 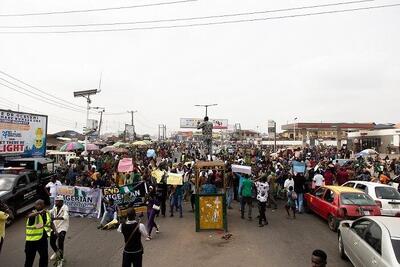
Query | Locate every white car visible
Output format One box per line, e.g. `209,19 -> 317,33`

338,216 -> 400,267
342,181 -> 400,217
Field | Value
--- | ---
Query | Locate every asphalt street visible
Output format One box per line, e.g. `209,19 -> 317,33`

1,201 -> 353,267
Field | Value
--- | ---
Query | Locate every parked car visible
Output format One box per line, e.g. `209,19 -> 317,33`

338,216 -> 400,267
342,181 -> 400,217
304,186 -> 381,231
0,168 -> 50,224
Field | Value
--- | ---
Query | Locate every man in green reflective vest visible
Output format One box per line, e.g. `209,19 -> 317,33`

25,199 -> 56,267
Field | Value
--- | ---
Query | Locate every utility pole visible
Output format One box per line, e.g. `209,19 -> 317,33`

127,110 -> 138,139
73,89 -> 99,154
92,107 -> 105,138
195,104 -> 218,117
158,124 -> 167,141
293,117 -> 298,142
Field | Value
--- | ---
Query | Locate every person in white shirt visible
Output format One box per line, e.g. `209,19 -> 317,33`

255,176 -> 269,227
284,176 -> 295,191
46,177 -> 62,207
50,196 -> 69,262
313,172 -> 325,189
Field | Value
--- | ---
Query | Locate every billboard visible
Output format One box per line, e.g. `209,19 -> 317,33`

268,120 -> 276,138
0,109 -> 47,157
180,118 -> 228,129
125,124 -> 135,141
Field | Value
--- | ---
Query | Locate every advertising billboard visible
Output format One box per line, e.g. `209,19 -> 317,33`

0,109 -> 48,157
180,118 -> 228,129
268,120 -> 276,137
125,124 -> 135,141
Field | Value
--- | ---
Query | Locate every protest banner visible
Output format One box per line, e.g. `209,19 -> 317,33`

231,164 -> 252,175
167,172 -> 183,185
292,161 -> 306,174
151,169 -> 165,183
118,158 -> 133,173
57,186 -> 102,218
102,181 -> 148,213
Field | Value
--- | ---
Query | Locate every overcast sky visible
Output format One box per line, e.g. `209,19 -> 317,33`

0,0 -> 399,135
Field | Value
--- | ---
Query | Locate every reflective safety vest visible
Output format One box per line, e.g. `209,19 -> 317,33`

26,211 -> 51,241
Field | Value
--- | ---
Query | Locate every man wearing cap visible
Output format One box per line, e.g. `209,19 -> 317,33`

49,196 -> 69,263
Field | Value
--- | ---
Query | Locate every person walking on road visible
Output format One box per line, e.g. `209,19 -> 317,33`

311,249 -> 327,267
240,174 -> 253,220
285,186 -> 297,219
25,199 -> 55,267
255,175 -> 269,227
294,173 -> 306,214
50,196 -> 69,263
118,208 -> 149,267
46,177 -> 62,208
0,200 -> 14,255
146,186 -> 160,240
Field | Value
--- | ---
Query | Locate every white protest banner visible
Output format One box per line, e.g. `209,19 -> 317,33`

167,173 -> 183,185
231,164 -> 252,175
57,186 -> 102,218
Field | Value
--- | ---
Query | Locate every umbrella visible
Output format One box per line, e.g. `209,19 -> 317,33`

146,149 -> 156,158
60,142 -> 84,152
101,146 -> 116,153
101,146 -> 129,153
113,141 -> 128,148
115,147 -> 129,153
356,149 -> 378,158
85,143 -> 100,151
361,149 -> 378,155
131,141 -> 148,146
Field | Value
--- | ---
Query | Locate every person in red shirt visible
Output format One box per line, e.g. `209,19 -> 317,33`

323,169 -> 335,185
336,168 -> 349,186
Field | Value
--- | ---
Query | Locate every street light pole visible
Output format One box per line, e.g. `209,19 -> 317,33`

127,110 -> 138,139
195,104 -> 218,117
74,89 -> 98,155
293,117 -> 298,142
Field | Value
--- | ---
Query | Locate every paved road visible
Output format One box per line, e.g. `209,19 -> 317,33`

1,201 -> 352,267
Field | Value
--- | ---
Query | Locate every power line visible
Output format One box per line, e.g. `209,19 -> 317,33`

0,0 -> 374,29
1,3 -> 397,34
0,81 -> 89,114
0,97 -> 84,127
0,70 -> 86,110
0,71 -> 87,111
0,0 -> 196,17
102,112 -> 128,116
0,77 -> 87,112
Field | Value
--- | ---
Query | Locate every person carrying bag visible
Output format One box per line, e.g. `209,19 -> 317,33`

118,208 -> 149,267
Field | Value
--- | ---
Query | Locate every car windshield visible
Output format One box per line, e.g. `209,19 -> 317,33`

341,192 -> 376,206
375,187 -> 400,200
0,177 -> 15,191
392,239 -> 400,264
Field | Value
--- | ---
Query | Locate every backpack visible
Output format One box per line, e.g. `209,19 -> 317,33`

291,191 -> 298,200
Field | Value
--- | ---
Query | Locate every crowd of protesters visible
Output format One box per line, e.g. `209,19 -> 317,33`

51,142 -> 400,224
2,140 -> 400,267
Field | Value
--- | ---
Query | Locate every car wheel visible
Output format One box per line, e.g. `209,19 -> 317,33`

338,233 -> 347,260
328,215 -> 338,232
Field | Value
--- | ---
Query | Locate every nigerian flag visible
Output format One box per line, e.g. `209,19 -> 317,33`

74,188 -> 87,198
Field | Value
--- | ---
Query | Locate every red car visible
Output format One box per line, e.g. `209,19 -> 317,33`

304,186 -> 381,231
